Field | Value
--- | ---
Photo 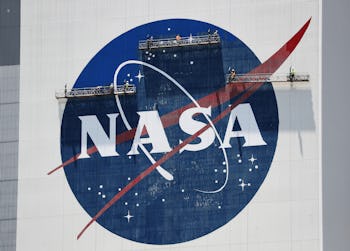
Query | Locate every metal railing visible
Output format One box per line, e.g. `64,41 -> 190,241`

55,84 -> 136,99
226,73 -> 310,83
116,85 -> 137,94
138,34 -> 221,50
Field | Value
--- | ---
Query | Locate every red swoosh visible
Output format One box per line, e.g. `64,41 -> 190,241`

75,18 -> 311,239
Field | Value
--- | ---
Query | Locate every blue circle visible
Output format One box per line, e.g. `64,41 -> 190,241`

61,19 -> 278,244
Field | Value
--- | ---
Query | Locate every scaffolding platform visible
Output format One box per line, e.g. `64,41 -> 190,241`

55,84 -> 136,99
138,33 -> 221,50
227,73 -> 310,83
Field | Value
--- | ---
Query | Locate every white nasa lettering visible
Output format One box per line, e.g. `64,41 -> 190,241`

79,113 -> 119,159
78,104 -> 265,158
127,111 -> 172,155
178,106 -> 215,153
221,103 -> 267,148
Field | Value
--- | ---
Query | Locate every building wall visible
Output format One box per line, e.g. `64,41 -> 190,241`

2,1 -> 349,251
17,0 -> 322,251
322,0 -> 350,250
0,65 -> 19,251
0,0 -> 20,65
0,0 -> 20,251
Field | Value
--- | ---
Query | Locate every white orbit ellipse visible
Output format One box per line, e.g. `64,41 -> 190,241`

113,60 -> 229,194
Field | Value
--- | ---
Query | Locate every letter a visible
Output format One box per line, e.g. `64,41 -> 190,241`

79,113 -> 119,159
221,104 -> 266,148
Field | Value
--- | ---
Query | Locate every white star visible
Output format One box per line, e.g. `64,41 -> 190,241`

238,179 -> 250,191
135,70 -> 144,83
248,154 -> 257,164
124,210 -> 134,223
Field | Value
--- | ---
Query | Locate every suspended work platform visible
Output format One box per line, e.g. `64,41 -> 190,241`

55,84 -> 136,99
227,73 -> 310,83
138,33 -> 221,50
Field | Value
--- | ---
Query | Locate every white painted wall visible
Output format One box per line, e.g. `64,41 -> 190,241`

17,1 -> 321,250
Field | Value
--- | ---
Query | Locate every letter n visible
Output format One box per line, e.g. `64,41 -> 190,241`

78,113 -> 119,158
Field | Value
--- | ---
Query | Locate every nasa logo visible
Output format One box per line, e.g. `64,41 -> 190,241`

53,19 -> 310,244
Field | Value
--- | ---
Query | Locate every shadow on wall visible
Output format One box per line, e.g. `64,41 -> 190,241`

274,86 -> 315,132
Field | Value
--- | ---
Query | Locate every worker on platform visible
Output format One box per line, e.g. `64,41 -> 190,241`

289,66 -> 295,82
208,28 -> 211,42
122,80 -> 129,93
228,69 -> 236,82
189,33 -> 193,43
146,35 -> 153,50
176,34 -> 181,43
